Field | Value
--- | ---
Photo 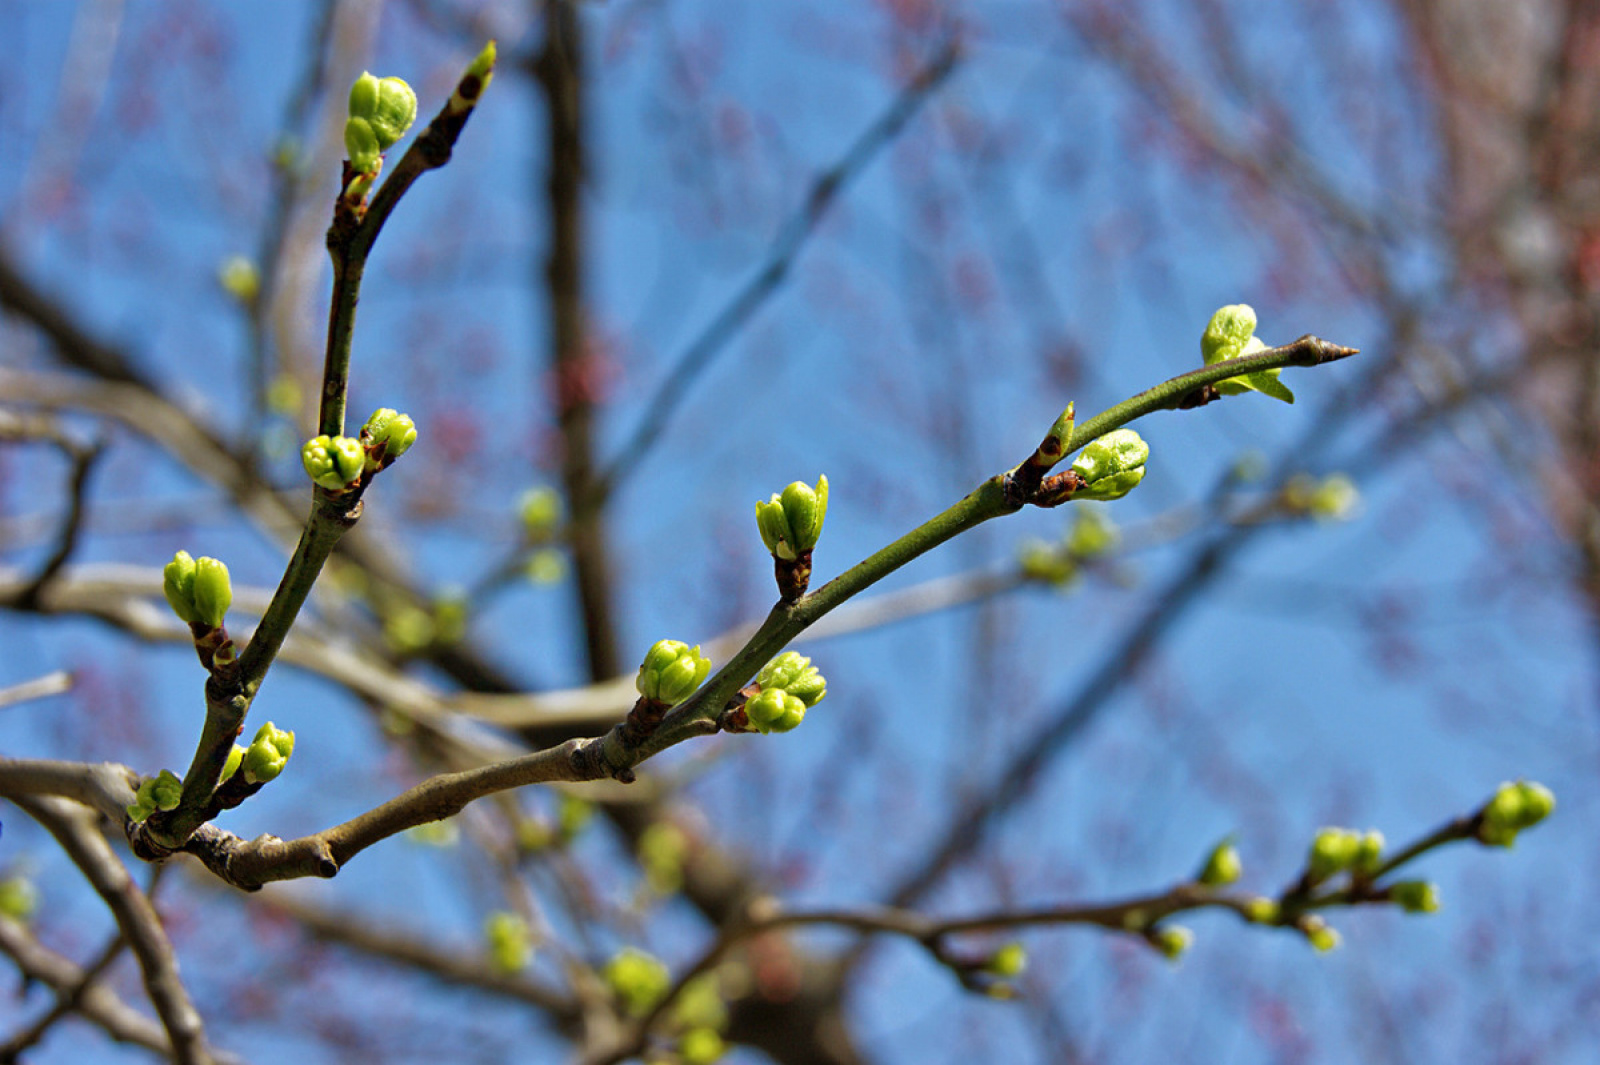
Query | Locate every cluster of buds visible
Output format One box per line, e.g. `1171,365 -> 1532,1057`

1201,304 -> 1295,404
603,947 -> 671,1017
742,651 -> 827,734
162,551 -> 233,631
1477,780 -> 1556,847
344,72 -> 417,198
484,910 -> 532,973
302,408 -> 417,492
636,640 -> 712,707
1306,826 -> 1385,883
1018,509 -> 1121,587
755,475 -> 828,600
223,721 -> 296,786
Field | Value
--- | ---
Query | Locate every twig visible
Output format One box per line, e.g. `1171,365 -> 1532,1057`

0,671 -> 73,710
0,930 -> 127,1061
14,796 -> 217,1065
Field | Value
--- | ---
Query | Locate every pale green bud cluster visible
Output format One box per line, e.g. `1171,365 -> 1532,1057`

1478,780 -> 1555,847
1069,429 -> 1149,502
302,434 -> 365,491
345,72 -> 418,173
670,972 -> 729,1044
1198,837 -> 1242,886
1201,303 -> 1295,404
242,721 -> 295,785
603,947 -> 671,1017
755,475 -> 829,560
361,408 -> 417,470
636,640 -> 712,706
126,769 -> 183,822
1243,897 -> 1279,924
1389,880 -> 1441,914
1018,510 -> 1120,587
1307,827 -> 1382,881
484,910 -> 532,973
162,551 -> 232,629
746,651 -> 827,734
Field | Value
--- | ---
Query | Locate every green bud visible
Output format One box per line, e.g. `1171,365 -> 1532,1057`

1065,508 -> 1118,559
558,793 -> 593,841
1200,303 -> 1295,404
756,475 -> 828,559
450,40 -> 498,115
1479,780 -> 1556,846
1018,539 -> 1077,585
484,911 -> 532,973
1198,837 -> 1242,886
636,640 -> 712,705
525,549 -> 567,584
985,942 -> 1028,978
345,70 -> 419,168
671,972 -> 729,1034
302,434 -> 365,491
1300,915 -> 1341,953
1041,402 -> 1076,462
191,556 -> 232,630
242,721 -> 295,785
0,876 -> 38,922
638,821 -> 689,895
163,550 -> 200,625
1308,827 -> 1361,881
126,769 -> 184,822
1150,924 -> 1192,961
1389,880 -> 1441,914
361,408 -> 417,469
1352,830 -> 1384,877
518,486 -> 563,539
1310,474 -> 1359,522
1069,429 -> 1149,502
221,744 -> 245,782
678,1028 -> 726,1065
217,255 -> 260,304
756,651 -> 826,708
744,687 -> 807,734
603,948 -> 671,1017
1243,897 -> 1280,924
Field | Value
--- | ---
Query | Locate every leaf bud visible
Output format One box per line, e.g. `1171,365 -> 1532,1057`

361,408 -> 417,469
242,721 -> 295,785
162,550 -> 200,625
1150,924 -> 1193,961
1198,837 -> 1242,886
484,910 -> 532,973
756,651 -> 826,708
744,687 -> 807,734
985,942 -> 1028,977
1200,303 -> 1294,404
1478,780 -> 1556,846
302,434 -> 365,491
191,556 -> 232,630
603,948 -> 671,1017
1307,827 -> 1361,881
1389,880 -> 1441,914
636,640 -> 712,706
1069,429 -> 1149,502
